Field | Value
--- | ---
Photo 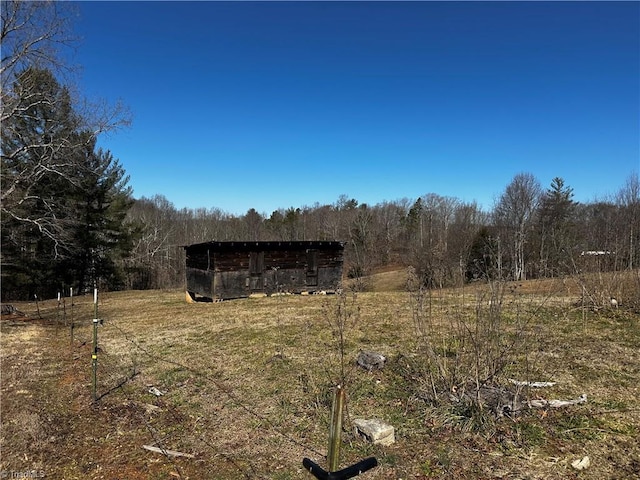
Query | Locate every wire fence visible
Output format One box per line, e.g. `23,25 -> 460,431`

60,292 -> 331,479
5,288 -> 378,479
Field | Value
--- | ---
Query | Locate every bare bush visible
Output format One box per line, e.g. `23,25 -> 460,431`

407,267 -> 538,427
323,286 -> 361,387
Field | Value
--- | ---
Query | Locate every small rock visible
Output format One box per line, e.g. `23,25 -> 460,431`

356,351 -> 386,371
571,456 -> 590,470
148,386 -> 164,397
353,418 -> 395,446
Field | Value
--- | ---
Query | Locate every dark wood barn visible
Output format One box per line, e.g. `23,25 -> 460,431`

184,241 -> 345,301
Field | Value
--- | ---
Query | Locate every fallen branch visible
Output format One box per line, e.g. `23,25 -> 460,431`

509,379 -> 556,388
142,445 -> 194,459
529,393 -> 587,409
1,304 -> 25,316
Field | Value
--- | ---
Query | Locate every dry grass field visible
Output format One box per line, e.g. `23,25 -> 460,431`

1,270 -> 639,479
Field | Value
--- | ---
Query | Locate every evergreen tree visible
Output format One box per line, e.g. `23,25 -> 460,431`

537,177 -> 577,276
466,226 -> 501,281
405,197 -> 424,248
1,68 -> 134,299
57,136 -> 135,293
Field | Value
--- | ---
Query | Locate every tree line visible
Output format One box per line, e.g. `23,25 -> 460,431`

2,1 -> 638,300
122,175 -> 639,293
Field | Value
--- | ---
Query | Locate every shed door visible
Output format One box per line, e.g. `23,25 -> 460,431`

249,251 -> 265,291
306,249 -> 318,286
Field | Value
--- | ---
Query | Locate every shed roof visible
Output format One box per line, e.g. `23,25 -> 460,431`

183,240 -> 345,251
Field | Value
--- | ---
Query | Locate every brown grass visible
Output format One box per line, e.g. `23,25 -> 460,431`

1,271 -> 639,479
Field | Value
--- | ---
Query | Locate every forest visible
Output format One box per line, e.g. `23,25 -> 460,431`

121,179 -> 638,292
2,1 -> 639,300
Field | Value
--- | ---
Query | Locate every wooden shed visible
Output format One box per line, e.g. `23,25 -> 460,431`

184,241 -> 345,301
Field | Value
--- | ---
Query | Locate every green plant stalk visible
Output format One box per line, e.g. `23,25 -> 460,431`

327,385 -> 345,472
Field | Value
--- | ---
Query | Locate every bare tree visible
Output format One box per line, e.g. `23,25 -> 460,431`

123,195 -> 180,289
1,2 -> 130,254
404,194 -> 463,287
372,199 -> 410,265
303,203 -> 333,241
349,203 -> 374,279
243,208 -> 264,241
493,173 -> 541,281
1,67 -> 83,252
1,0 -> 77,102
449,201 -> 487,285
616,172 -> 640,270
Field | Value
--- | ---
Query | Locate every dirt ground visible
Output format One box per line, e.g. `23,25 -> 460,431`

1,275 -> 639,479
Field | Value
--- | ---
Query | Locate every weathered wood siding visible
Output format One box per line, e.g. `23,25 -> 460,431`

184,241 -> 344,300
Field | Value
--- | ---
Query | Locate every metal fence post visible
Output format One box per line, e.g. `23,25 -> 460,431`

70,287 -> 74,347
92,317 -> 98,402
92,288 -> 99,402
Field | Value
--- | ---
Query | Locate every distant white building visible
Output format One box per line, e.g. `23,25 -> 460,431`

579,250 -> 615,272
580,251 -> 613,256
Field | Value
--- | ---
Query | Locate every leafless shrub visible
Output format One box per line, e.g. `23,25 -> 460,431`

323,286 -> 361,387
406,266 -> 537,428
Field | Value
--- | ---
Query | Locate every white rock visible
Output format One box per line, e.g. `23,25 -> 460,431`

571,456 -> 591,470
353,418 -> 395,446
148,386 -> 164,397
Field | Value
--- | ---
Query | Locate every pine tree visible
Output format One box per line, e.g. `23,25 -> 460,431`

537,177 -> 577,276
56,136 -> 135,293
1,68 -> 134,299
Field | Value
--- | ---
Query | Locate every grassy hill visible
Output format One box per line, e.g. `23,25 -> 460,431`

2,272 -> 639,479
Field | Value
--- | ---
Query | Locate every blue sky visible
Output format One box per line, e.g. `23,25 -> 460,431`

73,1 -> 639,216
